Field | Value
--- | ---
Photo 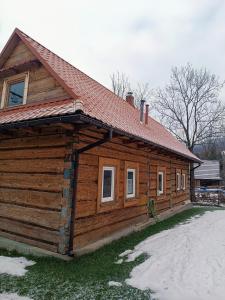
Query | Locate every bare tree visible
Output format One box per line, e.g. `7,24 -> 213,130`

153,63 -> 224,201
110,71 -> 152,106
133,82 -> 152,106
110,71 -> 130,99
153,63 -> 224,151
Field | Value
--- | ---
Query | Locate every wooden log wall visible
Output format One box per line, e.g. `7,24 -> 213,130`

0,123 -> 190,254
0,126 -> 73,254
73,128 -> 190,250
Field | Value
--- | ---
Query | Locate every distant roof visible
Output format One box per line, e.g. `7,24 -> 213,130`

0,28 -> 201,163
194,160 -> 222,180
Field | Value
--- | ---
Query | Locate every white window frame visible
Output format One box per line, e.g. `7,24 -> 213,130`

1,72 -> 29,109
126,168 -> 136,198
158,171 -> 164,195
101,166 -> 115,202
176,172 -> 181,191
182,173 -> 186,190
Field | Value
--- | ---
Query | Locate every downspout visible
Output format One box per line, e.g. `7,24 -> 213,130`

170,159 -> 172,208
190,162 -> 201,202
68,128 -> 113,256
190,163 -> 201,172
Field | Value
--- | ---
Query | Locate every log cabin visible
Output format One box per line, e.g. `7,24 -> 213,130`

0,28 -> 201,256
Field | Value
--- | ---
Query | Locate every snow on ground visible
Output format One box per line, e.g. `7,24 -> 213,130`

119,249 -> 133,257
108,281 -> 122,287
0,293 -> 32,300
0,256 -> 35,276
125,210 -> 225,300
114,258 -> 123,264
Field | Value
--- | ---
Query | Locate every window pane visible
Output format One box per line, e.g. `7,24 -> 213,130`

159,173 -> 163,192
177,173 -> 179,189
127,171 -> 134,195
182,174 -> 185,189
103,169 -> 112,198
8,81 -> 25,107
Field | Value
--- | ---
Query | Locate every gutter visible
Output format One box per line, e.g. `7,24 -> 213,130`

0,113 -> 201,163
68,128 -> 113,256
191,163 -> 201,171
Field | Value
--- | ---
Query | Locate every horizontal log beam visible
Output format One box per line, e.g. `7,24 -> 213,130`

0,59 -> 41,78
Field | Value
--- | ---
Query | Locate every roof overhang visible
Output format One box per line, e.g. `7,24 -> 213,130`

0,112 -> 202,163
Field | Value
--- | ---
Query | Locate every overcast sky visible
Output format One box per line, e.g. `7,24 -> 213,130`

1,0 -> 225,96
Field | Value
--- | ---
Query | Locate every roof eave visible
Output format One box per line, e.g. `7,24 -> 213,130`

0,112 -> 201,163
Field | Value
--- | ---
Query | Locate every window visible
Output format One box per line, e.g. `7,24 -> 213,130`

157,167 -> 166,197
102,166 -> 115,202
176,170 -> 181,191
124,161 -> 139,205
97,157 -> 120,213
126,168 -> 136,198
158,171 -> 164,195
182,173 -> 186,190
7,81 -> 25,107
1,73 -> 29,109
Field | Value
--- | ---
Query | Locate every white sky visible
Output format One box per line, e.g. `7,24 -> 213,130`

1,0 -> 225,96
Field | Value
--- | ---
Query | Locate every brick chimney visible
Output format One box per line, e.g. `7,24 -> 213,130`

145,104 -> 149,125
126,92 -> 135,107
140,99 -> 145,122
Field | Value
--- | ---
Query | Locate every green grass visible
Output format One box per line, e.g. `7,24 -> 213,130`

0,207 -> 222,300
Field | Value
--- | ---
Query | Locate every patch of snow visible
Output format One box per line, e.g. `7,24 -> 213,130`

0,293 -> 32,300
125,250 -> 143,262
125,211 -> 225,300
108,281 -> 122,287
119,249 -> 133,257
114,258 -> 123,264
0,256 -> 35,277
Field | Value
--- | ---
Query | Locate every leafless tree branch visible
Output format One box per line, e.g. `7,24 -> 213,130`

152,63 -> 225,151
110,72 -> 152,106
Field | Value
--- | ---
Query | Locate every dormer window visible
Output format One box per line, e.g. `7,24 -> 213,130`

8,81 -> 25,106
1,72 -> 29,109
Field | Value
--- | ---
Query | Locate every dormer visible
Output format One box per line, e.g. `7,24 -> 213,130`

0,29 -> 69,110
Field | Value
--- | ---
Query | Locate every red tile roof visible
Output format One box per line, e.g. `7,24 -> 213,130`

0,28 -> 200,162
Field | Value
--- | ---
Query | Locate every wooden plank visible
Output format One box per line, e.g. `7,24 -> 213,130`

76,200 -> 97,218
0,217 -> 60,243
0,188 -> 62,209
28,87 -> 68,103
74,214 -> 148,249
28,76 -> 59,94
0,159 -> 64,173
0,230 -> 57,252
0,203 -> 61,229
77,140 -> 147,164
78,165 -> 98,182
0,134 -> 68,149
76,182 -> 98,201
0,173 -> 64,192
3,41 -> 35,68
75,205 -> 147,235
0,147 -> 66,160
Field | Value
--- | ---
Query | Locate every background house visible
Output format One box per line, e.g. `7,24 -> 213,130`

194,160 -> 222,188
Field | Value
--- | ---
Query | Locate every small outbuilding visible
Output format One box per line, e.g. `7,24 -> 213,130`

194,160 -> 222,188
